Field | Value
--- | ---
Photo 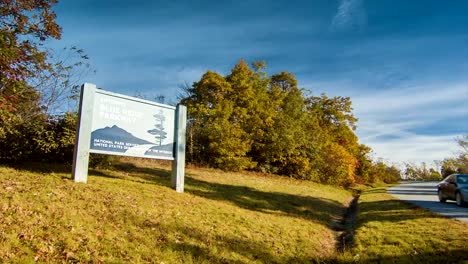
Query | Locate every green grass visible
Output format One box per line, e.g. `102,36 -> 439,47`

0,159 -> 352,263
339,187 -> 468,264
3,160 -> 467,263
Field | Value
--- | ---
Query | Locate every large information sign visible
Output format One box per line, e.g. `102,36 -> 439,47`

90,89 -> 175,160
72,83 -> 186,192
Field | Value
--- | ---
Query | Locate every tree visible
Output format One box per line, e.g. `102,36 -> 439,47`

382,164 -> 401,183
355,144 -> 373,183
306,94 -> 358,131
182,69 -> 255,170
0,1 -> 94,163
456,134 -> 468,154
1,0 -> 62,151
319,142 -> 357,186
455,134 -> 468,173
429,168 -> 442,180
441,157 -> 468,176
404,162 -> 440,181
180,59 -> 384,187
440,134 -> 468,176
0,82 -> 46,160
305,94 -> 360,184
1,0 -> 61,111
254,71 -> 311,177
30,46 -> 93,114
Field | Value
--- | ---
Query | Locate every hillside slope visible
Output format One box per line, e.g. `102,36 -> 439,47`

0,160 -> 351,263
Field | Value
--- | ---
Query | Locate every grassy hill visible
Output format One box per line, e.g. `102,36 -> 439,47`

0,158 -> 351,263
1,158 -> 467,263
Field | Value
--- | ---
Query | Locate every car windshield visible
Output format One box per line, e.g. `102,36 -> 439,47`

457,174 -> 468,184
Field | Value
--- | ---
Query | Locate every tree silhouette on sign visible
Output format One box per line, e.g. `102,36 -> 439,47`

147,111 -> 167,146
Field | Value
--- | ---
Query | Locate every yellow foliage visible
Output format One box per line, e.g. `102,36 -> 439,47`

320,143 -> 357,187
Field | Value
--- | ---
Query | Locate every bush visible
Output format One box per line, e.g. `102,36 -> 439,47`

0,112 -> 78,164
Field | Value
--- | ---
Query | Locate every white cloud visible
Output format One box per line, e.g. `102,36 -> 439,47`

364,134 -> 460,167
331,0 -> 367,32
353,82 -> 468,165
84,62 -> 207,104
302,79 -> 468,166
352,83 -> 467,115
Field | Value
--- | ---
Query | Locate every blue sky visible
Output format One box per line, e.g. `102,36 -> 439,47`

51,0 -> 468,166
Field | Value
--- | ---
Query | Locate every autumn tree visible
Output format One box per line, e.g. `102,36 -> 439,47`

0,0 -> 61,110
180,59 -> 396,186
440,134 -> 468,176
1,0 -> 61,152
305,94 -> 360,185
255,71 -> 315,178
354,144 -> 373,183
182,69 -> 255,170
0,1 -> 93,163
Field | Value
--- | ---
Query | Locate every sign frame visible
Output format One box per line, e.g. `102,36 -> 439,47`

72,83 -> 187,192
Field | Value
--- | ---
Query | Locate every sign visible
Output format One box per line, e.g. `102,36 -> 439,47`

90,89 -> 175,160
72,83 -> 187,192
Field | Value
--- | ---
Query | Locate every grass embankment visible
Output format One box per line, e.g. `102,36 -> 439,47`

339,187 -> 468,264
0,159 -> 351,263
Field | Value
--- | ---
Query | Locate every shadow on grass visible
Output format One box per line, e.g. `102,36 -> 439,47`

134,211 -> 468,264
88,169 -> 120,179
89,162 -> 173,188
159,224 -> 292,264
184,177 -> 345,225
356,198 -> 447,226
82,162 -> 347,226
4,161 -> 72,174
137,215 -> 328,264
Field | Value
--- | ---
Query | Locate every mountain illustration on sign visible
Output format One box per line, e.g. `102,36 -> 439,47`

90,125 -> 152,152
90,125 -> 173,158
147,111 -> 167,146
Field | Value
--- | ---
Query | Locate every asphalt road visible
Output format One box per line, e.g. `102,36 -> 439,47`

388,181 -> 468,223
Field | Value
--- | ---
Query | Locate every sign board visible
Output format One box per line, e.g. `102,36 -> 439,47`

90,89 -> 175,160
72,83 -> 186,192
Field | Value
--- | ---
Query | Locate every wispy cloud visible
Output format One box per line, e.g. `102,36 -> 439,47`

366,133 -> 460,166
91,64 -> 207,100
352,82 -> 468,166
302,77 -> 467,166
353,83 -> 467,115
330,0 -> 367,32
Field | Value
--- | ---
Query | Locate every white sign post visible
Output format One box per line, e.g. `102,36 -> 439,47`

72,83 -> 187,192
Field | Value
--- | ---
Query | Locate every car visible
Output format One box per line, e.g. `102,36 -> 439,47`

437,174 -> 468,206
